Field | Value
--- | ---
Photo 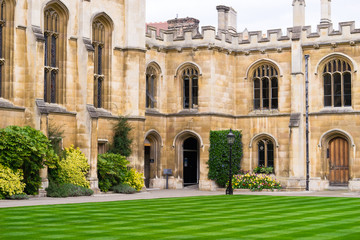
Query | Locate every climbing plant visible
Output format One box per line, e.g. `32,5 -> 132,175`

208,129 -> 243,188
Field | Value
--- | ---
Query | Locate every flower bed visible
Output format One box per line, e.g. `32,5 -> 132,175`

232,173 -> 282,191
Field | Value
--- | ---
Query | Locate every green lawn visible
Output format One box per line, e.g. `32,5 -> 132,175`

1,195 -> 360,240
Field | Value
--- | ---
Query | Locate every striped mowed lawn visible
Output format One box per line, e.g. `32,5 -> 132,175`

1,195 -> 360,240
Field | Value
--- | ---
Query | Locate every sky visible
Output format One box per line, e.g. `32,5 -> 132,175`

146,0 -> 360,33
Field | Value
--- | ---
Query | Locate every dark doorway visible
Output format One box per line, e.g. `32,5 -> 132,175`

144,146 -> 150,188
329,137 -> 349,186
183,137 -> 198,186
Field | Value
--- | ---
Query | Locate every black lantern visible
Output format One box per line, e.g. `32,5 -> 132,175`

226,129 -> 235,195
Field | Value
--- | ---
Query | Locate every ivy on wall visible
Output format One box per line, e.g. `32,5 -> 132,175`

208,130 -> 243,187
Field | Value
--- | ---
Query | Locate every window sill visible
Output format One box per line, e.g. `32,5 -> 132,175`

178,108 -> 199,114
0,98 -> 25,111
249,109 -> 279,116
319,107 -> 354,114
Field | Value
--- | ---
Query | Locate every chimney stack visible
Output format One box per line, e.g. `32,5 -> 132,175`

216,5 -> 237,33
320,0 -> 331,24
292,0 -> 306,27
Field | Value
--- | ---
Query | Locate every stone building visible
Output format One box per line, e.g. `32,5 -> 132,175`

1,0 -> 360,192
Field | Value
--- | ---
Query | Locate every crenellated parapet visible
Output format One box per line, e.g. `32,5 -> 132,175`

146,20 -> 360,54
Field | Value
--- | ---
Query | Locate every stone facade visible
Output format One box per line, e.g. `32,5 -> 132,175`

2,0 -> 360,192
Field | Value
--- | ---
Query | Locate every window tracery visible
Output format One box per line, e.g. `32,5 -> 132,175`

253,64 -> 278,110
92,15 -> 112,109
323,58 -> 352,107
146,65 -> 158,109
182,66 -> 198,109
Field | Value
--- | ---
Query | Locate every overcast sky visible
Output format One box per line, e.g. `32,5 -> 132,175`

146,0 -> 360,33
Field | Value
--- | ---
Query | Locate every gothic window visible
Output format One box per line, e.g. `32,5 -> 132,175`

146,65 -> 158,109
0,0 -> 14,99
0,0 -> 5,97
44,3 -> 67,104
253,64 -> 278,110
182,67 -> 198,109
92,15 -> 112,109
258,139 -> 274,168
323,59 -> 352,107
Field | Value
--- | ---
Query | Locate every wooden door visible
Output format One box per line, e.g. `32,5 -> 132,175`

329,137 -> 349,186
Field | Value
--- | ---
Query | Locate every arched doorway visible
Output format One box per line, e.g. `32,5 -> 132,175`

183,137 -> 198,186
144,130 -> 162,188
328,137 -> 349,186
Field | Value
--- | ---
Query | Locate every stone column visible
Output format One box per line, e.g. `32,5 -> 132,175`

288,1 -> 306,189
39,114 -> 49,197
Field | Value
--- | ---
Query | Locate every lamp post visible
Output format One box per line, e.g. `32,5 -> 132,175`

226,129 -> 235,195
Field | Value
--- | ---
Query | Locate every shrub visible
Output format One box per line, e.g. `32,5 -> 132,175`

253,166 -> 274,175
48,122 -> 65,157
232,172 -> 282,191
0,164 -> 26,199
5,194 -> 29,200
97,153 -> 129,192
112,183 -> 137,194
0,126 -> 57,195
208,130 -> 243,187
108,117 -> 132,157
46,182 -> 93,198
50,146 -> 90,188
124,168 -> 144,191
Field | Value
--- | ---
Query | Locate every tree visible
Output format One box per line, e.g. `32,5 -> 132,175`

108,117 -> 133,157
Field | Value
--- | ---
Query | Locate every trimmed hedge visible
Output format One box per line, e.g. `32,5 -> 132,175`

46,182 -> 93,198
112,183 -> 137,194
208,130 -> 242,187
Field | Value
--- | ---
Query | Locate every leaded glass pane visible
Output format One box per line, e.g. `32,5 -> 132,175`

333,73 -> 341,107
258,141 -> 265,167
192,76 -> 198,106
183,76 -> 189,108
324,74 -> 332,107
344,73 -> 352,107
262,78 -> 269,109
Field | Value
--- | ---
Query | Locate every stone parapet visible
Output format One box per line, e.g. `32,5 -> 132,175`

146,21 -> 360,54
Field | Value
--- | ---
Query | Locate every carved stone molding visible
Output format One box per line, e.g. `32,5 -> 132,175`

32,25 -> 45,42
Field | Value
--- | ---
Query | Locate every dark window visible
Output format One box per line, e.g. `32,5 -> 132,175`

93,20 -> 106,108
254,78 -> 260,109
44,9 -> 59,103
258,140 -> 274,168
0,1 -> 4,97
323,59 -> 352,108
182,67 -> 199,109
146,65 -> 158,109
252,64 -> 278,110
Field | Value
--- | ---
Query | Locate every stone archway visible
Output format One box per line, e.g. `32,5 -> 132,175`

144,130 -> 162,188
173,130 -> 203,188
319,129 -> 354,187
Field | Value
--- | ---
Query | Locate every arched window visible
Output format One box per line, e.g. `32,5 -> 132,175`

92,14 -> 112,109
182,66 -> 198,109
0,0 -> 14,99
146,65 -> 159,109
44,3 -> 68,104
258,139 -> 274,168
0,0 -> 6,97
323,59 -> 352,107
253,64 -> 278,110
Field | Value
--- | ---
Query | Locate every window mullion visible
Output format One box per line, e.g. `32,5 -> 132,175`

260,79 -> 263,109
331,74 -> 334,107
265,143 -> 268,167
189,76 -> 192,108
341,73 -> 344,107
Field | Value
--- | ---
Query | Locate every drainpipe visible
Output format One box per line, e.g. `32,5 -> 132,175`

305,55 -> 310,191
